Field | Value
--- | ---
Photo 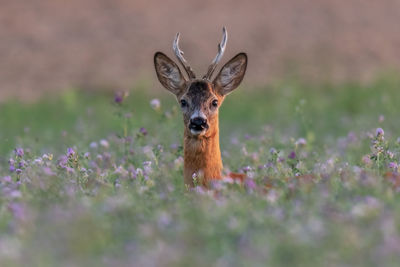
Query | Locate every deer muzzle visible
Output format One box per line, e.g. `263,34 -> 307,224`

189,117 -> 208,135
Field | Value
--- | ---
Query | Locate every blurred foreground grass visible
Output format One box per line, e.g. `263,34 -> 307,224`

0,76 -> 400,266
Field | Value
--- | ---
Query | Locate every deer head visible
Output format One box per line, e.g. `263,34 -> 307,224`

154,27 -> 247,138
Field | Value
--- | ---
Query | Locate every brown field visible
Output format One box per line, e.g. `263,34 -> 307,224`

1,0 -> 400,100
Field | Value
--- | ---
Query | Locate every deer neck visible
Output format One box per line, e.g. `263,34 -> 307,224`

183,119 -> 223,187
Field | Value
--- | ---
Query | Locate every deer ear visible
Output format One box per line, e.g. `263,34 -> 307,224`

213,53 -> 247,96
154,52 -> 186,95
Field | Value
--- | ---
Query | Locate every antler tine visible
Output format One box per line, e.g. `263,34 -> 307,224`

203,27 -> 228,80
173,32 -> 196,79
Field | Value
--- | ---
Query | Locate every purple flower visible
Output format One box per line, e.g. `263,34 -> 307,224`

114,92 -> 124,104
278,157 -> 285,163
67,147 -> 75,157
18,161 -> 25,168
143,161 -> 153,175
288,151 -> 296,159
89,142 -> 98,149
8,203 -> 26,221
9,165 -> 15,172
245,178 -> 257,190
14,148 -> 24,157
42,167 -> 56,176
376,128 -> 384,137
242,166 -> 252,172
1,176 -> 12,183
139,127 -> 148,136
389,162 -> 398,170
58,155 -> 68,168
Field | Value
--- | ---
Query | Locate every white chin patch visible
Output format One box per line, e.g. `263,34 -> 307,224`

190,129 -> 204,135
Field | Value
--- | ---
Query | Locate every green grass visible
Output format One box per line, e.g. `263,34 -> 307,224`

1,76 -> 400,266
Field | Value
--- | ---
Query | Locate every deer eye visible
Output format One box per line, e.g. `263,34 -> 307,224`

211,99 -> 218,108
180,99 -> 188,108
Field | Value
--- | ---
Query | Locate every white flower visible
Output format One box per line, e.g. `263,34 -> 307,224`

150,98 -> 161,110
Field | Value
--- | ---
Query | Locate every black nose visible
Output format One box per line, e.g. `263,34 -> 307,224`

189,117 -> 208,131
191,117 -> 207,126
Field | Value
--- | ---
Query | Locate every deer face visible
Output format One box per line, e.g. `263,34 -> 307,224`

154,28 -> 247,137
179,80 -> 220,136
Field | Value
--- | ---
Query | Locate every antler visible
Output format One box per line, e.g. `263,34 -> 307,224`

173,32 -> 196,80
203,27 -> 228,80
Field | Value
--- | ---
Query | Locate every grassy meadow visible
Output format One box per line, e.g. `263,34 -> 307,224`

1,76 -> 400,266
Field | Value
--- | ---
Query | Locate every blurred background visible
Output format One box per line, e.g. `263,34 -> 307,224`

1,0 -> 400,101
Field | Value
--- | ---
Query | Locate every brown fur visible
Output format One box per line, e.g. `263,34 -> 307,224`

154,37 -> 247,188
183,115 -> 223,186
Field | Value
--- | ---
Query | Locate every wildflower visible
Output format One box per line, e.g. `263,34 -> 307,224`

57,155 -> 68,168
18,161 -> 25,168
14,148 -> 24,157
84,152 -> 90,159
33,158 -> 44,165
295,138 -> 307,147
288,151 -> 296,159
376,128 -> 384,137
277,157 -> 285,163
269,148 -> 277,154
67,148 -> 75,157
42,167 -> 55,176
65,167 -> 75,174
114,165 -> 129,177
99,139 -> 109,148
139,127 -> 148,136
245,178 -> 256,190
150,98 -> 161,110
242,166 -> 252,172
8,203 -> 26,221
379,115 -> 385,122
1,176 -> 12,185
143,161 -> 153,175
388,162 -> 398,171
174,156 -> 184,168
387,151 -> 395,159
9,190 -> 22,199
114,91 -> 125,104
193,186 -> 205,195
128,165 -> 137,179
89,142 -> 98,149
142,146 -> 154,159
103,152 -> 111,161
9,165 -> 15,173
42,153 -> 53,161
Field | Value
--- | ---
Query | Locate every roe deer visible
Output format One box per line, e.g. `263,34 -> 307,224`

154,27 -> 247,187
